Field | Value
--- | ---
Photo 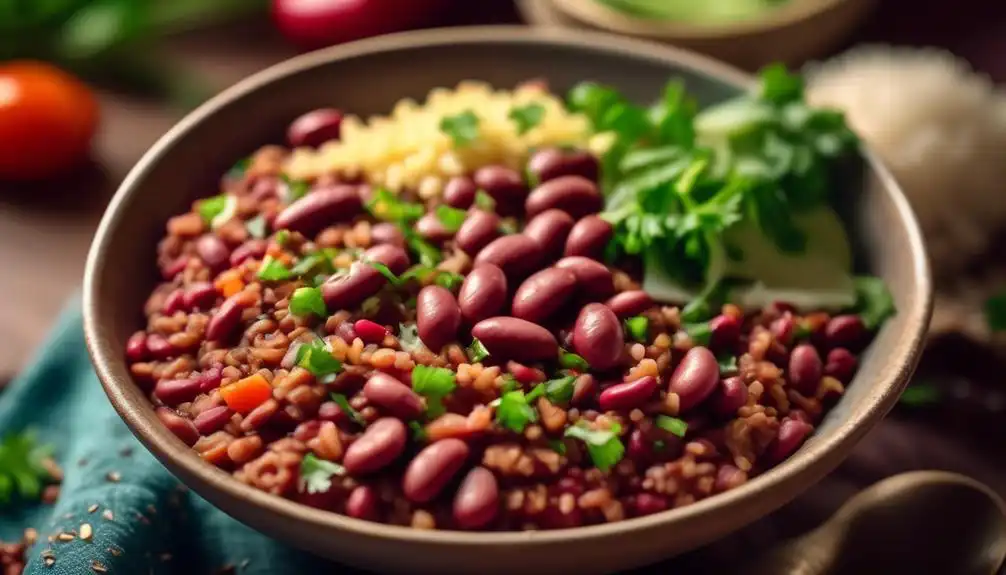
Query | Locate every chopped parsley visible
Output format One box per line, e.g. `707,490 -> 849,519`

397,322 -> 424,353
508,102 -> 545,135
499,375 -> 520,394
274,229 -> 290,246
684,322 -> 712,346
564,421 -> 624,472
289,287 -> 327,318
717,353 -> 738,374
899,383 -> 941,407
405,231 -> 442,267
298,453 -> 345,494
296,339 -> 342,378
435,205 -> 467,232
364,259 -> 401,286
411,365 -> 457,417
0,431 -> 54,506
366,188 -> 424,224
331,393 -> 366,426
494,389 -> 538,433
226,157 -> 249,179
466,338 -> 490,363
852,276 -> 896,331
409,420 -> 428,442
257,256 -> 293,281
280,174 -> 310,202
544,375 -> 576,404
624,316 -> 649,342
558,349 -> 590,371
655,415 -> 688,437
290,248 -> 338,277
548,439 -> 567,455
474,190 -> 496,212
439,110 -> 480,147
198,194 -> 229,225
245,215 -> 268,239
434,271 -> 464,291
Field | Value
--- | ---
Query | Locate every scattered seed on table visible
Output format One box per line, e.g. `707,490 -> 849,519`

56,533 -> 74,542
120,447 -> 134,457
108,546 -> 123,557
102,510 -> 114,521
88,504 -> 99,514
47,536 -> 54,543
105,471 -> 121,483
239,559 -> 250,569
42,486 -> 62,504
91,559 -> 108,573
24,528 -> 38,546
80,524 -> 93,541
41,549 -> 55,567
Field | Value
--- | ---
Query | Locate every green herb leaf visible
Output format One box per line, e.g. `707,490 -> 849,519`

365,259 -> 401,286
435,205 -> 467,232
624,316 -> 649,342
986,293 -> 1006,332
366,188 -> 424,224
526,384 -> 546,403
412,365 -> 457,417
684,322 -> 712,346
289,287 -> 327,318
474,190 -> 496,212
564,422 -> 624,472
558,349 -> 590,371
434,271 -> 464,291
405,232 -> 442,267
331,393 -> 366,426
852,276 -> 896,331
296,339 -> 342,377
298,453 -> 345,494
275,229 -> 290,246
439,110 -> 480,147
466,338 -> 490,363
717,353 -> 738,374
198,194 -> 229,225
544,375 -> 576,404
499,375 -> 520,394
227,157 -> 250,179
257,255 -> 293,281
281,174 -> 310,202
291,249 -> 338,277
397,323 -> 424,353
899,383 -> 941,407
655,415 -> 688,438
508,102 -> 546,135
409,420 -> 428,442
0,431 -> 53,507
495,390 -> 538,433
245,215 -> 268,239
757,63 -> 804,106
548,439 -> 567,455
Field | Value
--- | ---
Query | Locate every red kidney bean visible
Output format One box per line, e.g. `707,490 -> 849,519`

125,332 -> 148,362
454,210 -> 500,256
274,184 -> 363,235
161,256 -> 189,280
458,264 -> 508,324
370,222 -> 405,247
229,239 -> 267,267
322,264 -> 383,310
444,176 -> 477,209
507,361 -> 545,384
354,319 -> 387,344
789,344 -> 823,394
605,290 -> 653,318
416,286 -> 462,351
710,376 -> 748,417
287,108 -> 343,147
250,177 -> 281,201
363,373 -> 424,419
183,282 -> 218,311
571,374 -> 598,406
206,292 -> 253,342
527,147 -> 599,184
195,234 -> 230,271
599,376 -> 658,411
768,418 -> 814,463
146,334 -> 175,360
715,464 -> 747,492
402,438 -> 469,503
415,212 -> 454,243
473,235 -> 542,279
453,466 -> 499,529
293,420 -> 323,442
345,485 -> 378,520
156,407 -> 199,446
525,175 -> 603,220
364,244 -> 411,275
626,429 -> 652,464
632,493 -> 669,517
197,367 -> 222,392
770,314 -> 795,345
825,314 -> 867,349
154,377 -> 202,406
193,405 -> 233,435
343,418 -> 407,475
555,257 -> 615,300
162,288 -> 186,315
317,401 -> 348,425
564,215 -> 613,259
709,314 -> 742,348
473,165 -> 526,213
512,267 -> 578,323
668,346 -> 720,411
470,317 -> 558,362
523,209 -> 575,259
824,348 -> 858,383
572,303 -> 624,370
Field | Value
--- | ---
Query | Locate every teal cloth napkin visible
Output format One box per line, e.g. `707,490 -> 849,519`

0,303 -> 358,574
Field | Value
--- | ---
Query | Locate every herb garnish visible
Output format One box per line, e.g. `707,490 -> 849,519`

466,338 -> 490,363
296,339 -> 342,379
298,453 -> 345,494
986,293 -> 1006,332
474,190 -> 496,212
435,205 -> 467,232
624,316 -> 649,342
257,256 -> 293,281
245,215 -> 267,239
494,389 -> 538,433
330,393 -> 366,426
558,349 -> 590,371
509,102 -> 546,135
655,415 -> 688,437
0,432 -> 54,506
280,174 -> 310,202
852,276 -> 896,331
564,421 -> 624,472
366,188 -> 424,224
439,110 -> 480,147
411,365 -> 457,417
289,287 -> 327,318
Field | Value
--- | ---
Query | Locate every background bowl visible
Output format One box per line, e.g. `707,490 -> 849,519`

527,0 -> 876,70
83,26 -> 931,575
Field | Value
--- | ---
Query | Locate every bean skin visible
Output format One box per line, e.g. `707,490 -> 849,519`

346,485 -> 378,520
571,374 -> 598,406
370,223 -> 406,247
273,184 -> 363,236
156,407 -> 199,446
443,176 -> 477,209
197,367 -> 223,392
146,334 -> 175,360
183,282 -> 218,311
824,348 -> 858,383
709,314 -> 742,349
512,267 -> 578,323
287,108 -> 343,147
572,303 -> 624,370
555,257 -> 615,300
206,291 -> 255,342
455,210 -> 500,256
789,344 -> 823,394
768,418 -> 813,463
824,315 -> 867,349
599,376 -> 658,411
668,346 -> 720,411
363,244 -> 411,275
564,215 -> 613,259
154,377 -> 202,406
473,235 -> 542,279
343,418 -> 407,475
415,212 -> 454,243
605,290 -> 653,318
125,332 -> 148,362
402,438 -> 469,503
363,373 -> 424,419
162,289 -> 186,315
710,376 -> 748,417
229,239 -> 267,267
470,317 -> 558,362
322,244 -> 410,311
473,165 -> 526,213
523,209 -> 574,260
416,285 -> 462,351
525,175 -> 603,219
458,264 -> 508,324
195,234 -> 231,272
193,406 -> 233,435
453,467 -> 499,529
354,319 -> 387,344
527,147 -> 599,184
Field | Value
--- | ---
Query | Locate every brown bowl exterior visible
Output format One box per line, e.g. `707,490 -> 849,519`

82,27 -> 931,575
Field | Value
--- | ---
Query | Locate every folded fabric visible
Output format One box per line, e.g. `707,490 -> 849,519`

0,303 -> 359,575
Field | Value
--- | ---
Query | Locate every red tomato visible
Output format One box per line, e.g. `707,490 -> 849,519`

271,0 -> 450,51
0,61 -> 99,181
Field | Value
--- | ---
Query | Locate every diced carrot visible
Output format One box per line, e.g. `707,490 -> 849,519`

220,373 -> 272,414
214,269 -> 244,298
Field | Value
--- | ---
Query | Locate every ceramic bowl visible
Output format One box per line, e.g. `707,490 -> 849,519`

83,26 -> 931,575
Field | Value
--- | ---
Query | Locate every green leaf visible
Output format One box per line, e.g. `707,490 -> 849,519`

405,232 -> 442,267
366,188 -> 424,224
499,375 -> 520,394
564,422 -> 624,472
298,453 -> 345,494
257,255 -> 293,281
495,390 -> 538,433
412,365 -> 457,417
986,293 -> 1006,332
717,353 -> 738,374
474,190 -> 496,212
435,204 -> 467,232
684,322 -> 712,346
409,420 -> 428,442
558,349 -> 590,371
364,259 -> 401,286
655,415 -> 688,437
197,194 -> 229,225
624,316 -> 649,343
397,322 -> 424,353
899,383 -> 940,407
434,271 -> 464,291
245,215 -> 268,239
275,229 -> 290,246
330,393 -> 366,426
757,63 -> 805,106
281,174 -> 310,202
0,431 -> 54,507
544,375 -> 576,404
57,0 -> 148,60
289,287 -> 327,318
548,439 -> 567,455
853,276 -> 896,331
290,249 -> 338,277
296,339 -> 342,377
466,338 -> 490,363
439,110 -> 480,147
508,102 -> 546,135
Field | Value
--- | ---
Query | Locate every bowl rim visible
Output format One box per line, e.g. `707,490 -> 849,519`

549,0 -> 865,40
83,25 -> 932,548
